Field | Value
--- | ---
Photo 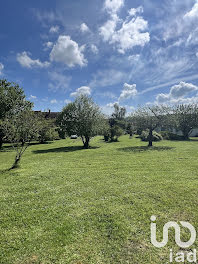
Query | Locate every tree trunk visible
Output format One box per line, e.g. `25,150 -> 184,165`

84,136 -> 89,149
11,155 -> 21,169
182,129 -> 190,140
148,129 -> 153,147
0,136 -> 3,149
110,130 -> 114,142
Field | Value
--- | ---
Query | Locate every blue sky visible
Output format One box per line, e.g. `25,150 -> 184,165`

1,0 -> 198,114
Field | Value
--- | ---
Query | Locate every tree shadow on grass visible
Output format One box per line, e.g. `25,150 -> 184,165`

118,146 -> 174,153
0,168 -> 12,174
0,145 -> 14,152
0,142 -> 53,152
33,145 -> 99,154
29,141 -> 53,146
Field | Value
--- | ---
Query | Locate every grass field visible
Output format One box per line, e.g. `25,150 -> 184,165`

0,136 -> 198,264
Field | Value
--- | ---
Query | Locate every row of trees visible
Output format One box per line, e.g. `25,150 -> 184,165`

131,104 -> 198,146
1,78 -> 198,168
58,99 -> 198,148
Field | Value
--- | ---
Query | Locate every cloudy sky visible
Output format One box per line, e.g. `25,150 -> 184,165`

1,0 -> 198,114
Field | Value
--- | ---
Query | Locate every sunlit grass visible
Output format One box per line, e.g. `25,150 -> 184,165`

0,136 -> 198,263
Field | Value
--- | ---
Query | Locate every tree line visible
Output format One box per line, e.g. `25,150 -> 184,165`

1,79 -> 198,169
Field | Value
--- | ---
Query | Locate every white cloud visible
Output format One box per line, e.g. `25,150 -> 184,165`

184,0 -> 198,20
33,9 -> 57,24
156,81 -> 198,104
161,1 -> 198,42
196,52 -> 198,57
64,99 -> 71,104
102,101 -> 134,116
90,69 -> 127,88
106,102 -> 118,108
110,17 -> 150,53
170,82 -> 198,98
99,14 -> 119,42
140,74 -> 198,95
70,86 -> 91,97
128,6 -> 143,17
104,0 -> 124,14
43,41 -> 53,51
99,6 -> 150,53
49,25 -> 59,33
90,44 -> 98,54
48,71 -> 71,93
30,95 -> 37,99
80,23 -> 90,33
119,83 -> 137,100
128,54 -> 140,61
0,62 -> 4,75
17,51 -> 50,68
187,28 -> 198,45
50,99 -> 58,104
50,35 -> 87,67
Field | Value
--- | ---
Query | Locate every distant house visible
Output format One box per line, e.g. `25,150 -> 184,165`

34,110 -> 60,120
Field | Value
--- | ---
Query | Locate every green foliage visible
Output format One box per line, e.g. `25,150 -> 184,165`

0,79 -> 33,119
112,103 -> 126,120
38,118 -> 59,143
109,125 -> 124,142
126,121 -> 133,137
140,130 -> 163,142
100,119 -> 111,141
108,104 -> 126,142
132,105 -> 169,146
57,127 -> 66,139
0,79 -> 33,148
58,95 -> 104,148
173,104 -> 198,140
2,110 -> 39,168
160,131 -> 184,140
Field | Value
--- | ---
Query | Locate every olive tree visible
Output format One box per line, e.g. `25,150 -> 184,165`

3,111 -> 39,169
173,104 -> 198,140
0,79 -> 32,148
132,105 -> 169,147
58,95 -> 104,149
109,103 -> 126,142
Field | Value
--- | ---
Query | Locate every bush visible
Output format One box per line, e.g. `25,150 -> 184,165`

140,130 -> 163,142
57,128 -> 66,139
39,127 -> 59,143
160,131 -> 184,140
38,119 -> 60,143
110,125 -> 124,142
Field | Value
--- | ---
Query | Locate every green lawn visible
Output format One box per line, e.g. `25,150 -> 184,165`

0,136 -> 198,264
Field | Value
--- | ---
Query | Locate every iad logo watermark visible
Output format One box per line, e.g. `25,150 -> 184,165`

150,216 -> 197,263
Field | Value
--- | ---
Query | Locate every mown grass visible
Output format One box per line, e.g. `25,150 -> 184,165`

0,136 -> 198,264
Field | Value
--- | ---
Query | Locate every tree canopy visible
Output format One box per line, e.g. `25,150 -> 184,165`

0,79 -> 32,148
58,95 -> 104,148
132,105 -> 169,146
3,110 -> 39,168
173,104 -> 198,139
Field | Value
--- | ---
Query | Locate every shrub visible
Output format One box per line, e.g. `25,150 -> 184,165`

160,131 -> 184,140
39,127 -> 59,143
140,130 -> 163,142
103,124 -> 110,142
38,118 -> 60,143
110,125 -> 124,142
57,128 -> 66,139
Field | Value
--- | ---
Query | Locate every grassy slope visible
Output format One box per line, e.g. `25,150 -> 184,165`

0,136 -> 198,264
